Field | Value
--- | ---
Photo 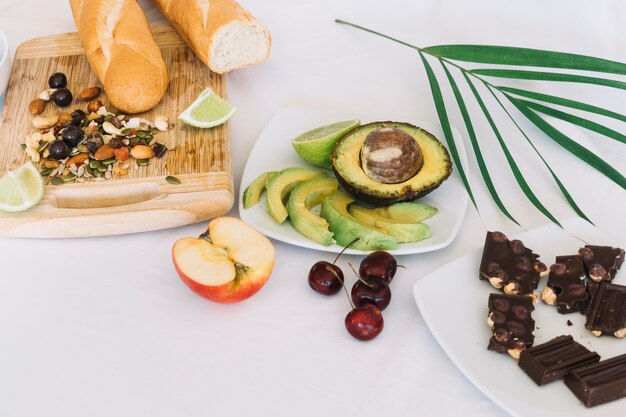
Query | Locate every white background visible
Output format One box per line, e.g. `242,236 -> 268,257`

0,1 -> 625,416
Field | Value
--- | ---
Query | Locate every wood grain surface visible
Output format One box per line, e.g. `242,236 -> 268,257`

0,25 -> 234,237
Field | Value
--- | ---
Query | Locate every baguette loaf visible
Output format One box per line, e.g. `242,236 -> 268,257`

69,0 -> 168,114
153,0 -> 271,74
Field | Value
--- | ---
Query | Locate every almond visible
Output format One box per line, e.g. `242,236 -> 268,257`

29,99 -> 46,115
114,146 -> 129,162
130,145 -> 155,159
80,86 -> 101,101
94,144 -> 115,161
66,153 -> 90,167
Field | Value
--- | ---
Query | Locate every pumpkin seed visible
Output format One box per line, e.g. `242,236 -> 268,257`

129,137 -> 140,146
97,165 -> 108,173
84,165 -> 94,176
62,173 -> 77,182
69,147 -> 80,156
102,157 -> 117,165
136,158 -> 151,166
77,143 -> 89,153
89,159 -> 101,169
165,175 -> 181,185
93,169 -> 103,177
20,143 -> 27,150
50,177 -> 64,185
121,128 -> 133,136
37,141 -> 49,153
149,127 -> 159,135
104,114 -> 115,123
40,168 -> 53,176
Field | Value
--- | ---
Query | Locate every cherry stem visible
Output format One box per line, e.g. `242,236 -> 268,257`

348,262 -> 375,289
333,237 -> 359,265
397,264 -> 406,269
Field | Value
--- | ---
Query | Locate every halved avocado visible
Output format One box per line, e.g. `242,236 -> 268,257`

348,205 -> 431,243
266,167 -> 326,224
287,177 -> 339,246
319,191 -> 397,251
332,122 -> 452,205
373,202 -> 437,223
242,171 -> 278,209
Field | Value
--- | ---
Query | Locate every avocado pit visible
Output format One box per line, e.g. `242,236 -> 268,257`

360,127 -> 423,184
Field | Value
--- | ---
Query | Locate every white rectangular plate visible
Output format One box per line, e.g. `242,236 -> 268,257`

413,218 -> 626,417
238,108 -> 468,255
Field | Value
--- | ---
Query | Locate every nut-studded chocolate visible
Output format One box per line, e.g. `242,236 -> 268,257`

578,245 -> 624,283
541,255 -> 588,314
585,282 -> 626,338
487,293 -> 535,359
479,231 -> 547,295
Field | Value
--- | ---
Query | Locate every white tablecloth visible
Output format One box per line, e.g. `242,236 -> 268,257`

0,1 -> 624,416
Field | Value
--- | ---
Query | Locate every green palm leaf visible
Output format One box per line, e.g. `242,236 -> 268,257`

424,45 -> 626,75
440,62 -> 519,225
465,75 -> 562,227
519,99 -> 626,145
471,69 -> 626,90
498,87 -> 626,123
508,96 -> 626,190
418,52 -> 477,210
483,86 -> 592,224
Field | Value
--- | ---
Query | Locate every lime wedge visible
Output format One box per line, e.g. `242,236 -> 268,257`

292,120 -> 360,168
178,87 -> 236,128
0,162 -> 45,212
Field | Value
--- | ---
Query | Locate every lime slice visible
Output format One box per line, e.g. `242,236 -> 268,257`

0,162 -> 45,212
292,120 -> 360,168
178,87 -> 236,128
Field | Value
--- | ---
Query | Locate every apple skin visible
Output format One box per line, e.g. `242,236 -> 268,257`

172,217 -> 275,304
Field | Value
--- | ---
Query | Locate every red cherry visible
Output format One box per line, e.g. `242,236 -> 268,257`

308,261 -> 344,295
345,304 -> 384,341
351,277 -> 391,310
359,251 -> 397,283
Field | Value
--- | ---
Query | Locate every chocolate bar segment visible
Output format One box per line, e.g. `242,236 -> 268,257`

518,335 -> 600,386
578,245 -> 624,283
564,353 -> 626,407
480,231 -> 547,295
585,282 -> 626,338
487,293 -> 535,359
541,255 -> 588,314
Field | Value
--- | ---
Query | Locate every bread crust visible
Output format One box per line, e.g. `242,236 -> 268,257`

69,0 -> 168,113
154,0 -> 271,73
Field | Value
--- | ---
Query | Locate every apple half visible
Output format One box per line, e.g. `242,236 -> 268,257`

172,217 -> 275,303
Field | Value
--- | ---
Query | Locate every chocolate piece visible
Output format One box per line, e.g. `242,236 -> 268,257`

585,282 -> 626,338
541,255 -> 588,314
578,245 -> 624,283
479,231 -> 547,295
487,293 -> 535,358
564,353 -> 626,407
518,335 -> 600,385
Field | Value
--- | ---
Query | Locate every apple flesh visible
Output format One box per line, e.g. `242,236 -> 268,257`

172,217 -> 275,303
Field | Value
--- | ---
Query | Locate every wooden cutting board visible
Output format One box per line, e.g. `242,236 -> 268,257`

0,25 -> 233,238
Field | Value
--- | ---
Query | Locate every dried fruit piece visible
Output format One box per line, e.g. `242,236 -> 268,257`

79,86 -> 101,101
87,100 -> 103,114
113,146 -> 129,162
152,142 -> 167,158
29,99 -> 46,115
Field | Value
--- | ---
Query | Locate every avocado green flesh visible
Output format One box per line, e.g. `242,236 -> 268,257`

287,177 -> 339,246
266,168 -> 326,224
373,202 -> 437,223
349,205 -> 431,243
332,122 -> 452,205
242,171 -> 278,209
319,191 -> 397,251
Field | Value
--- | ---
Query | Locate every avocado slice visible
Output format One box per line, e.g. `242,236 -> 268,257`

266,167 -> 327,224
332,122 -> 452,205
319,191 -> 397,251
287,177 -> 339,246
242,171 -> 278,209
348,205 -> 431,243
373,202 -> 437,223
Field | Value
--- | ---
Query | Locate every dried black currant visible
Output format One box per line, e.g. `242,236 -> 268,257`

48,72 -> 67,89
108,137 -> 124,149
84,134 -> 104,153
49,140 -> 69,160
61,126 -> 84,148
152,142 -> 167,158
52,88 -> 73,107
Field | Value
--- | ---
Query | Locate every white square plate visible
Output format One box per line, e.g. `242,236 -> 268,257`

413,218 -> 626,417
238,108 -> 469,255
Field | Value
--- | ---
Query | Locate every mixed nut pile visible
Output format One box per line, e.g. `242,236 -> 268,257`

24,72 -> 172,184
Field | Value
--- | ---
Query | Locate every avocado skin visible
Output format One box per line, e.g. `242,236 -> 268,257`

332,122 -> 452,205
